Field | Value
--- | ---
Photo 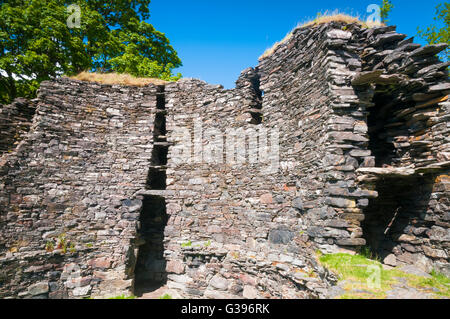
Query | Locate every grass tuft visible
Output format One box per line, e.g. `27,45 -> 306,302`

108,295 -> 136,299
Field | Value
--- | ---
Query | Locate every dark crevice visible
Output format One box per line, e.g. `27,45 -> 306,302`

146,87 -> 168,190
249,73 -> 263,125
238,68 -> 264,125
134,196 -> 168,294
146,167 -> 166,190
367,88 -> 397,167
134,85 -> 169,296
156,85 -> 165,110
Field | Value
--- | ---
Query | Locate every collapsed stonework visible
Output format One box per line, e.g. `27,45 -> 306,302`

0,21 -> 449,299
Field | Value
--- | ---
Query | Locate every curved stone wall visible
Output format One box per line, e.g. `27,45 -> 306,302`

0,21 -> 448,299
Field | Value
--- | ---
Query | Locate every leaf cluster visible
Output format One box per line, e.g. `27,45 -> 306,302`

0,1 -> 182,103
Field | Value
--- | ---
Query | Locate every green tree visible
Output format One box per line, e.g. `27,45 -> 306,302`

418,3 -> 450,62
380,0 -> 394,24
0,1 -> 182,104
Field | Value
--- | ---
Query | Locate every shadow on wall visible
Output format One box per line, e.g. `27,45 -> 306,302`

361,174 -> 435,260
134,195 -> 168,296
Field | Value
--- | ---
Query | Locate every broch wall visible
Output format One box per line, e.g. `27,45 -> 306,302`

0,22 -> 448,299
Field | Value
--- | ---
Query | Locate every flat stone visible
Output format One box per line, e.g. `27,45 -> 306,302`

292,197 -> 303,210
209,274 -> 229,291
383,254 -> 397,267
422,246 -> 447,259
330,132 -> 368,143
260,193 -> 273,204
168,274 -> 193,284
268,227 -> 295,244
429,83 -> 450,93
398,265 -> 431,278
325,197 -> 356,208
243,285 -> 259,299
327,29 -> 352,40
410,43 -> 448,57
28,282 -> 49,296
204,290 -> 238,299
352,70 -> 384,86
336,238 -> 366,246
395,234 -> 418,243
373,33 -> 407,47
324,219 -> 350,229
73,285 -> 92,296
356,167 -> 416,177
166,260 -> 185,274
88,257 -> 113,269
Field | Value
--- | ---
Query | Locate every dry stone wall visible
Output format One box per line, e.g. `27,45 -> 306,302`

0,79 -> 159,298
349,25 -> 450,273
0,21 -> 448,299
0,98 -> 36,158
160,63 -> 336,299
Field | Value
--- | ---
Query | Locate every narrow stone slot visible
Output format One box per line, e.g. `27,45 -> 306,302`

249,73 -> 263,125
238,68 -> 263,125
156,85 -> 165,110
146,87 -> 168,190
367,91 -> 397,167
134,195 -> 168,294
134,85 -> 169,296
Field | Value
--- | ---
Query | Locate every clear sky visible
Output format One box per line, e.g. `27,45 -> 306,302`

147,0 -> 445,89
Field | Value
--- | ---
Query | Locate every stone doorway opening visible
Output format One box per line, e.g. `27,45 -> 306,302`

360,85 -> 434,261
361,174 -> 434,260
134,195 -> 168,296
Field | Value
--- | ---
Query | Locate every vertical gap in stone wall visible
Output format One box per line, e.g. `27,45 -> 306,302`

146,85 -> 168,190
135,85 -> 169,296
367,91 -> 397,167
249,71 -> 264,125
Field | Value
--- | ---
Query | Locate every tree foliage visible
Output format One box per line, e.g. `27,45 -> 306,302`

0,0 -> 182,104
418,3 -> 450,62
380,0 -> 394,24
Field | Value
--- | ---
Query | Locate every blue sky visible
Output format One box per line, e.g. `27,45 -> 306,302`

148,0 -> 445,88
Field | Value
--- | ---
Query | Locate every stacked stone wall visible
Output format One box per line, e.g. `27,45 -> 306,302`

0,21 -> 448,299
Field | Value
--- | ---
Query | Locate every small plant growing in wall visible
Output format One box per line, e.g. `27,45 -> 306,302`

68,242 -> 76,254
159,294 -> 172,299
45,241 -> 55,252
181,240 -> 192,248
45,233 -> 76,254
230,251 -> 240,259
204,240 -> 211,247
57,233 -> 68,253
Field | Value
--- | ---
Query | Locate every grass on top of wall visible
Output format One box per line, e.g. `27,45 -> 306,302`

69,72 -> 170,86
259,11 -> 385,60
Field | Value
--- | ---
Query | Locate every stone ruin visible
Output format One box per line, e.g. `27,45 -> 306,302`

0,21 -> 449,299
